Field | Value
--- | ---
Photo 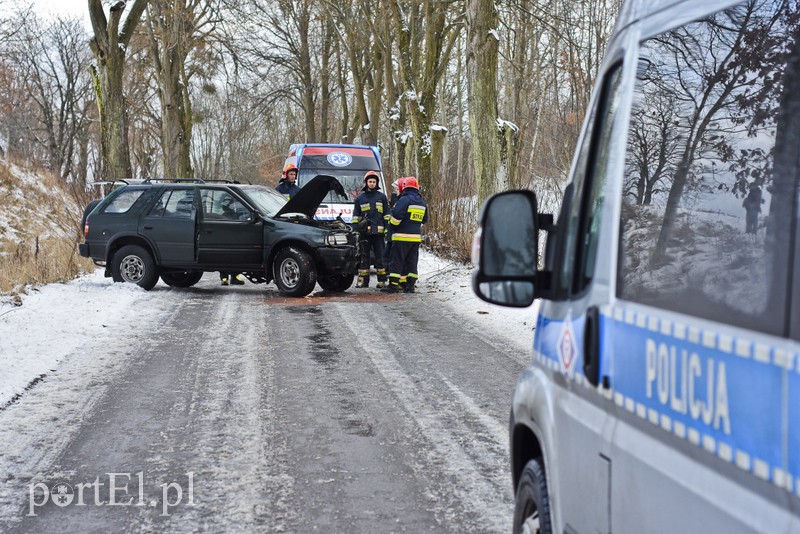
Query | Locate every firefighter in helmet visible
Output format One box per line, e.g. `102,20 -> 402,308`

351,170 -> 389,288
383,176 -> 427,293
276,163 -> 301,199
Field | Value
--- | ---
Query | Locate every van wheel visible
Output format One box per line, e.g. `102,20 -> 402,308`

112,245 -> 159,290
273,247 -> 317,297
160,270 -> 203,288
513,458 -> 552,534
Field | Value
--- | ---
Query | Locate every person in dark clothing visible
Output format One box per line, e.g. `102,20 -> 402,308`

383,179 -> 401,268
352,171 -> 389,288
743,183 -> 763,234
382,176 -> 428,293
218,195 -> 246,285
276,163 -> 301,199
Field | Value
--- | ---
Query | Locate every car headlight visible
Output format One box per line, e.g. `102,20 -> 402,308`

326,233 -> 349,246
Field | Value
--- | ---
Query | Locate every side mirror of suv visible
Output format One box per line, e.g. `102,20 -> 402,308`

471,190 -> 544,307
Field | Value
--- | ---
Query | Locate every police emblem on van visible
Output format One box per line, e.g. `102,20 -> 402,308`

557,319 -> 577,375
327,152 -> 352,167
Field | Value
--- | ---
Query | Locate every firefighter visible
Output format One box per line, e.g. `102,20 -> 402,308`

382,176 -> 427,293
351,170 -> 389,288
276,163 -> 301,199
382,179 -> 401,268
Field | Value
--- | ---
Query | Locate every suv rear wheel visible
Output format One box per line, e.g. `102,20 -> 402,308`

273,247 -> 317,297
112,245 -> 159,290
160,270 -> 203,288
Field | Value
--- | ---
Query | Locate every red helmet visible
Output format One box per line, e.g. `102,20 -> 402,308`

363,170 -> 380,185
396,177 -> 408,194
283,163 -> 298,177
400,176 -> 419,192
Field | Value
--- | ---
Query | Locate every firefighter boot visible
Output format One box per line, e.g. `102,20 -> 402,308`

231,274 -> 245,285
380,275 -> 402,293
376,269 -> 387,289
356,270 -> 370,288
403,277 -> 417,293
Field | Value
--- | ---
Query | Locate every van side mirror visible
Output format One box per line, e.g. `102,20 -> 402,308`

471,190 -> 545,307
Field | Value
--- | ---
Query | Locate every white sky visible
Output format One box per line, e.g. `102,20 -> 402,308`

9,0 -> 90,24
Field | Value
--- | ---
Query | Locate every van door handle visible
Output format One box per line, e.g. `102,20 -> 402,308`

584,305 -> 601,387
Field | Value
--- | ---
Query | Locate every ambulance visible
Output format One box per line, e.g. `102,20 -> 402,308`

283,144 -> 386,223
472,0 -> 800,532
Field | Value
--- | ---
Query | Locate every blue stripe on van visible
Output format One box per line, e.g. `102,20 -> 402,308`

533,306 -> 799,494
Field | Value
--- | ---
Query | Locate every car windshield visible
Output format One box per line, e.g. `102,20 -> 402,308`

238,186 -> 287,216
297,169 -> 369,203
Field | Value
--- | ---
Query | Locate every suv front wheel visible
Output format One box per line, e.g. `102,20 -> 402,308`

273,247 -> 317,297
318,272 -> 355,292
112,244 -> 159,290
160,270 -> 203,288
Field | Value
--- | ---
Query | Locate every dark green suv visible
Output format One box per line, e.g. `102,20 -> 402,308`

78,175 -> 358,297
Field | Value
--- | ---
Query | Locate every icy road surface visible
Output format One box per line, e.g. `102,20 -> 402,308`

0,262 -> 533,532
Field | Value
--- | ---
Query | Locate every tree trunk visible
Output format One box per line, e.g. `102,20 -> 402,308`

320,20 -> 333,142
298,1 -> 316,142
88,0 -> 148,181
467,0 -> 503,207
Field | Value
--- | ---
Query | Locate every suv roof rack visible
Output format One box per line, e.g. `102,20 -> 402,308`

141,178 -> 249,185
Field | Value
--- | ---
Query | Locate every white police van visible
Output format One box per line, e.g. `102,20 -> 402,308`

472,0 -> 800,532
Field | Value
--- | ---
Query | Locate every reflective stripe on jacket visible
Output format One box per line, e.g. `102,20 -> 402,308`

352,189 -> 389,235
389,189 -> 428,242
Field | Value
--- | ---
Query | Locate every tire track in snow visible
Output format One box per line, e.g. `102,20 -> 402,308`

332,302 -> 514,533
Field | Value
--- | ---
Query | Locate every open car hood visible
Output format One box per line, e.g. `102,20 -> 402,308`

274,174 -> 346,219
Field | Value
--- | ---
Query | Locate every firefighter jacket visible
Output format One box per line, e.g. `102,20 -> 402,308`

351,188 -> 389,235
388,188 -> 428,242
275,179 -> 300,199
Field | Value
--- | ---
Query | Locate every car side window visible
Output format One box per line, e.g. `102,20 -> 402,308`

617,0 -> 797,336
160,189 -> 195,219
148,191 -> 168,217
200,189 -> 252,222
102,190 -> 145,214
555,63 -> 623,297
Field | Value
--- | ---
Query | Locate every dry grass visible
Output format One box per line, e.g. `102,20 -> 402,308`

0,160 -> 94,296
0,237 -> 92,294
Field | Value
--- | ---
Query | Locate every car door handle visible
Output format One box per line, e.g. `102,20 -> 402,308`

143,226 -> 153,230
205,230 -> 214,234
584,305 -> 602,388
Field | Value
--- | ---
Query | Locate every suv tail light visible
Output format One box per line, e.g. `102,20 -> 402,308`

84,221 -> 89,238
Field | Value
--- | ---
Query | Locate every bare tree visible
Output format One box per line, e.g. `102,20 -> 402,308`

18,17 -> 93,179
88,0 -> 149,180
391,0 -> 461,188
467,0 -> 505,206
146,0 -> 221,178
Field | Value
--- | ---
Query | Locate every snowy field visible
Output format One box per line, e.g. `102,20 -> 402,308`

0,250 -> 536,408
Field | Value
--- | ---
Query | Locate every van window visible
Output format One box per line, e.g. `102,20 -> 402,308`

617,0 -> 798,336
297,169 -> 365,203
556,63 -> 623,296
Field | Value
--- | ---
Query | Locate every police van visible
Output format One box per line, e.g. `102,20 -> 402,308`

472,0 -> 800,532
283,144 -> 386,223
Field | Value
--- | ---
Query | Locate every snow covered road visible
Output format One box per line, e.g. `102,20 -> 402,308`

0,253 -> 535,532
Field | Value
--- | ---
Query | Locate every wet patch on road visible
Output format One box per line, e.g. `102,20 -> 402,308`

263,291 -> 401,306
294,306 -> 375,438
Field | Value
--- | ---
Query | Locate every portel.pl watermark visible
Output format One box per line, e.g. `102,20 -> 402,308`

28,472 -> 195,517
